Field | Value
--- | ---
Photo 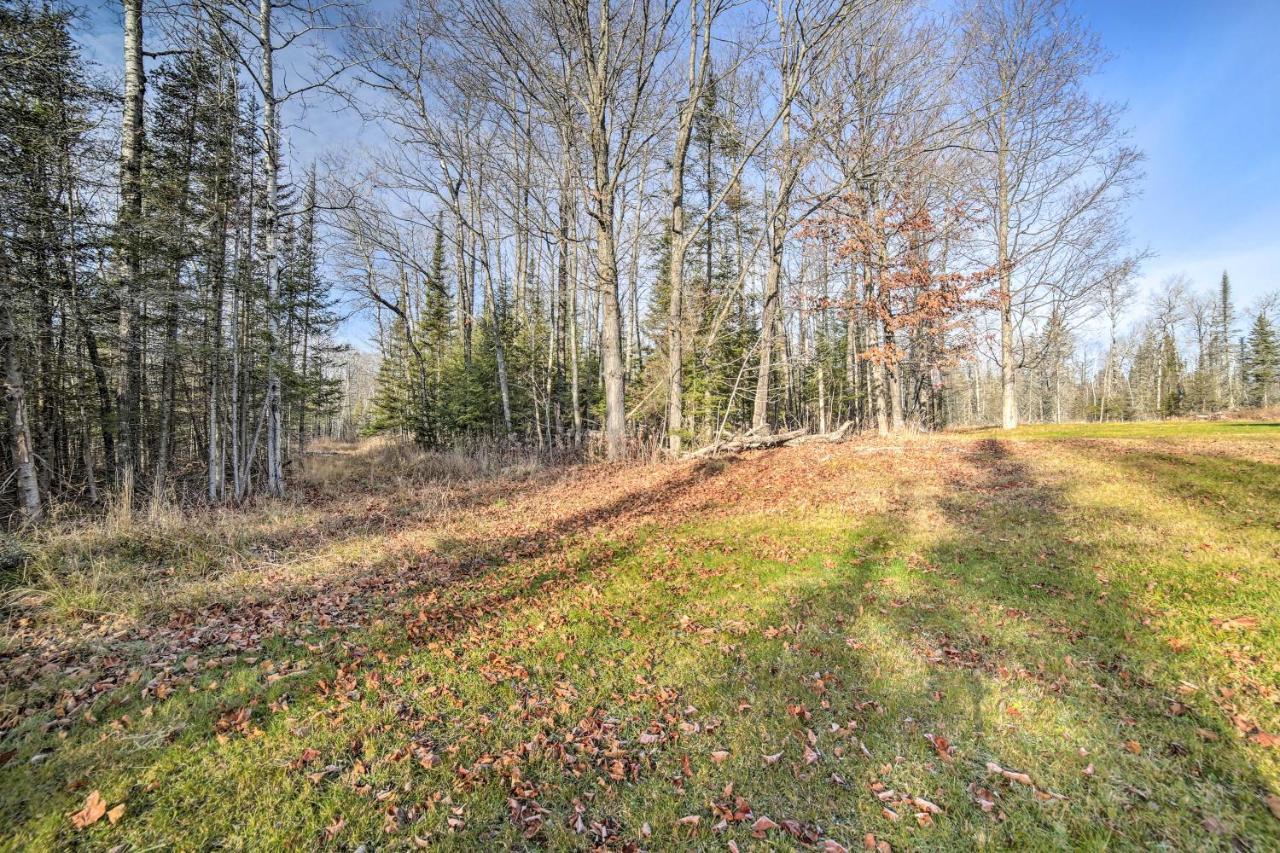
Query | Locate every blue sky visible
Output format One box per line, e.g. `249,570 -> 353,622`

1075,0 -> 1280,311
78,0 -> 1279,332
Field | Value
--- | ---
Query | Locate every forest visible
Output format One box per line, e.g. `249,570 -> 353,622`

2,0 -> 1279,849
3,0 -> 1278,523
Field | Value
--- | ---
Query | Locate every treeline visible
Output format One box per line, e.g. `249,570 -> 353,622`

3,0 -> 1277,525
1,1 -> 345,524
949,272 -> 1278,424
331,0 -> 1142,457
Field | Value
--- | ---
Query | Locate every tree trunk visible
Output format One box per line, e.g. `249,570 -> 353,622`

259,0 -> 284,497
2,299 -> 42,522
116,0 -> 145,488
569,238 -> 583,446
666,153 -> 688,454
997,124 -> 1017,430
597,224 -> 626,458
453,201 -> 472,366
752,96 -> 796,434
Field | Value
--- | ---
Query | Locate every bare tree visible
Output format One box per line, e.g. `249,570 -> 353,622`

959,0 -> 1141,429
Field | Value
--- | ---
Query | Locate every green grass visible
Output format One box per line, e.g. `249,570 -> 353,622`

957,418 -> 1280,441
2,424 -> 1279,850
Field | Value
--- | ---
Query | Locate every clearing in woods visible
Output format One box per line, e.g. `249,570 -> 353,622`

1,421 -> 1279,850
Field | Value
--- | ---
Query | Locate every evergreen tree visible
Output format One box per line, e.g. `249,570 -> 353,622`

1243,313 -> 1277,407
1159,331 -> 1185,418
0,0 -> 100,517
1218,270 -> 1235,406
410,220 -> 452,443
368,309 -> 419,436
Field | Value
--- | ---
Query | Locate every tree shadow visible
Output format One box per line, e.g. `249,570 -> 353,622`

763,438 -> 1280,848
5,439 -> 1279,849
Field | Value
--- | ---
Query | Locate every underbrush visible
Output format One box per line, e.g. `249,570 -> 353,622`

3,437 -> 553,629
300,434 -> 550,492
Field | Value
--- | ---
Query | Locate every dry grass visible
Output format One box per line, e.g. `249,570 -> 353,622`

2,423 -> 1279,850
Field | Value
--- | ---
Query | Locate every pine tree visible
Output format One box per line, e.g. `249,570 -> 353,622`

411,220 -> 452,443
1159,331 -> 1185,418
368,308 -> 418,436
1218,270 -> 1235,407
0,1 -> 99,518
1243,313 -> 1277,407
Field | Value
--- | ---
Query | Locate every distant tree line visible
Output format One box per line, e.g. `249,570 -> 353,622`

948,271 -> 1279,425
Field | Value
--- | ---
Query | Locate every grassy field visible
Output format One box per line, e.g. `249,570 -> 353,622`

2,422 -> 1278,850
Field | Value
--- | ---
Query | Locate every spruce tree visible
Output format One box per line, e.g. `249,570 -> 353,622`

1243,313 -> 1277,407
1219,271 -> 1235,406
1159,331 -> 1185,418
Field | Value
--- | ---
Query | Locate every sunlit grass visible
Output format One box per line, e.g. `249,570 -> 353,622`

957,418 -> 1280,441
2,424 -> 1278,850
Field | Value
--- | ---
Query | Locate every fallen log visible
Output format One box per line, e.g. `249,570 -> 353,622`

787,420 -> 856,446
686,421 -> 855,459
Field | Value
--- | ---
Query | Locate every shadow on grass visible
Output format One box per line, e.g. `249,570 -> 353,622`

759,438 -> 1278,848
5,441 -> 1278,849
1104,446 -> 1280,529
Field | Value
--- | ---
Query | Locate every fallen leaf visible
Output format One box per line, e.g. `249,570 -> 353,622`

1212,616 -> 1260,630
106,804 -> 125,825
752,816 -> 779,835
710,750 -> 730,764
70,790 -> 107,830
1202,816 -> 1228,835
925,733 -> 953,762
987,761 -> 1033,786
1265,794 -> 1280,821
1123,740 -> 1141,755
912,797 -> 941,814
762,751 -> 783,765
